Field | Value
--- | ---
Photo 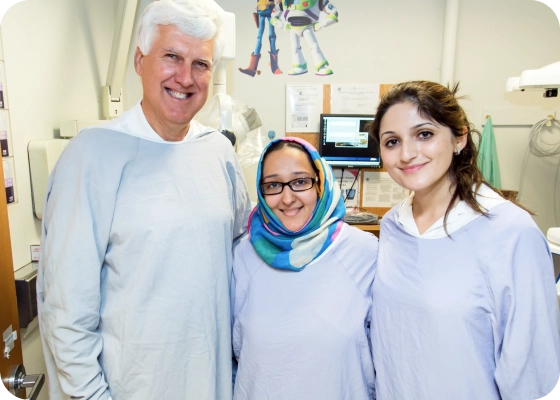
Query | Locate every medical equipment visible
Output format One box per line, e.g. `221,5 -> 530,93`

506,61 -> 560,97
102,0 -> 138,119
199,11 -> 268,168
212,11 -> 236,95
197,94 -> 266,168
28,139 -> 69,219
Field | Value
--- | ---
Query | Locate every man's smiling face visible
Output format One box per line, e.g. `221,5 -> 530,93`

134,24 -> 214,141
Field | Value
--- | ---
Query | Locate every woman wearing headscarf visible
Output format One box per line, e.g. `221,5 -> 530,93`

231,137 -> 377,400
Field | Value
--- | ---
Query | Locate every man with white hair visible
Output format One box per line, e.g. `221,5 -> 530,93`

37,1 -> 251,399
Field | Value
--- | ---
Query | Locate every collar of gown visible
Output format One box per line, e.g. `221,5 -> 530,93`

100,99 -> 214,143
397,184 -> 508,239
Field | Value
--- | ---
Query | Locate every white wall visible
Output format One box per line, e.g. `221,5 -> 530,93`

1,0 -> 560,397
2,0 -> 117,270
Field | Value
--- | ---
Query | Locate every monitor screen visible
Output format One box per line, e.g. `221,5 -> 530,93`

319,114 -> 381,168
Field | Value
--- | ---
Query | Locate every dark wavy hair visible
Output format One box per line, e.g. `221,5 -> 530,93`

369,80 -> 529,230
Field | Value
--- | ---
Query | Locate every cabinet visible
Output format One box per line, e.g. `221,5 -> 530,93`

352,224 -> 380,237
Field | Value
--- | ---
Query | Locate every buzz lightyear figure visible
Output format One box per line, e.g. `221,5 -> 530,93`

271,0 -> 338,76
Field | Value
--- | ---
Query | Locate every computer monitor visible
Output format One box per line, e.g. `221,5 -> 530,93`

319,114 -> 381,168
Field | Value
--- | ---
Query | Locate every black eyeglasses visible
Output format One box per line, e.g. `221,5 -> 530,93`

260,177 -> 317,196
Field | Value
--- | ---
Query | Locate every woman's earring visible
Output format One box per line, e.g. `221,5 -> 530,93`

454,148 -> 461,155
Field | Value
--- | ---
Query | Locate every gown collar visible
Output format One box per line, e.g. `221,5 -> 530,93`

101,99 -> 213,143
397,184 -> 508,239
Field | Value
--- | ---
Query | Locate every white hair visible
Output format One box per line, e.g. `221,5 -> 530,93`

136,0 -> 225,66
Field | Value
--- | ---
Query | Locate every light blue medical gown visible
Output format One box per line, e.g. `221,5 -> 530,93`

371,202 -> 560,400
38,126 -> 251,400
232,224 -> 378,400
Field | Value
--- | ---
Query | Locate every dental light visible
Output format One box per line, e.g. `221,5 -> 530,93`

506,61 -> 560,98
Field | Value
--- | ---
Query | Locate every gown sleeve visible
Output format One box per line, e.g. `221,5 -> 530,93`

231,240 -> 250,361
37,132 -> 135,400
226,151 -> 251,247
230,255 -> 242,388
490,221 -> 560,399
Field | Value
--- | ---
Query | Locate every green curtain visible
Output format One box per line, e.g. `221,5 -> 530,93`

477,116 -> 502,189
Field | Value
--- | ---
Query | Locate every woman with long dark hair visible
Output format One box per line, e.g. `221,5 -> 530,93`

369,81 -> 560,400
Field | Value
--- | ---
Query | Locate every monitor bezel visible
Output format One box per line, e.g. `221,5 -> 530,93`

318,113 -> 381,169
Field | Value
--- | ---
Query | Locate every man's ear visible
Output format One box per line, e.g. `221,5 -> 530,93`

134,47 -> 144,76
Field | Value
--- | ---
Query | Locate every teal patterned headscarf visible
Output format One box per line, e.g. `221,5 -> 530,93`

248,137 -> 346,271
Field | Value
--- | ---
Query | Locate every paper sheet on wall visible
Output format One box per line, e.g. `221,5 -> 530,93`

285,85 -> 323,133
3,157 -> 16,204
330,84 -> 380,114
0,111 -> 12,157
362,171 -> 407,207
332,168 -> 360,208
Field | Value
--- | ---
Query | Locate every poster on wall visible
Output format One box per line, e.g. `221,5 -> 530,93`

362,171 -> 407,208
0,110 -> 12,157
239,0 -> 339,77
286,84 -> 323,133
330,84 -> 380,114
3,157 -> 16,204
333,168 -> 360,208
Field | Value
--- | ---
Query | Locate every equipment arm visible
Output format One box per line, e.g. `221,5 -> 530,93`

102,0 -> 138,119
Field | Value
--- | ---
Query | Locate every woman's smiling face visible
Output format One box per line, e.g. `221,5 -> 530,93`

261,146 -> 318,232
378,101 -> 466,197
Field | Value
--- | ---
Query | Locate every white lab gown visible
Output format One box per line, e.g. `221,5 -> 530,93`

37,102 -> 251,400
371,188 -> 560,400
232,224 -> 377,400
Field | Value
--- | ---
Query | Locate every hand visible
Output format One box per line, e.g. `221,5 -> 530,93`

315,13 -> 338,31
271,17 -> 284,29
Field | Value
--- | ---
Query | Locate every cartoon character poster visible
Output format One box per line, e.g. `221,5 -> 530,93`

239,0 -> 339,77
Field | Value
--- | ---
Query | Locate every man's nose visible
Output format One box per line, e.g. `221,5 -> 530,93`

175,63 -> 195,87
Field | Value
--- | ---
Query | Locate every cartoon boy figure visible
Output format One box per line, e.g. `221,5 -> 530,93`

271,0 -> 338,76
239,0 -> 282,76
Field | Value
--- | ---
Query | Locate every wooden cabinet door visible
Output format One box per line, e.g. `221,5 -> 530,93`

0,159 -> 25,398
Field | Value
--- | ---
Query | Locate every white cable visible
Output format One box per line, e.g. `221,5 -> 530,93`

529,118 -> 560,158
519,118 -> 547,197
519,117 -> 560,225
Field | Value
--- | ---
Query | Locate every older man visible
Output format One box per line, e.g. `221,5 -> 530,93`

37,1 -> 251,399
